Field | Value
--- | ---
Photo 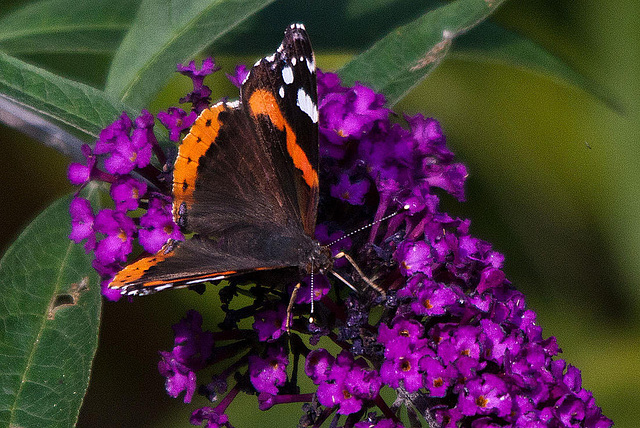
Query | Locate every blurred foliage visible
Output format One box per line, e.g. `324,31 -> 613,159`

0,0 -> 638,426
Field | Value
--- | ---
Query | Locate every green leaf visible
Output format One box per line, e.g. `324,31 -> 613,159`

451,22 -> 624,112
338,0 -> 508,106
0,0 -> 138,55
106,0 -> 276,109
0,51 -> 132,145
0,188 -> 102,428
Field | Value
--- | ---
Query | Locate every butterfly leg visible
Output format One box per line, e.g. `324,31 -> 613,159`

330,270 -> 358,292
286,282 -> 302,332
334,251 -> 386,296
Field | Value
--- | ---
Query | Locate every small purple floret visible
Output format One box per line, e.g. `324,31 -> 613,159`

226,64 -> 249,89
93,209 -> 136,265
110,177 -> 147,212
157,107 -> 198,142
330,174 -> 370,205
68,144 -> 96,186
69,197 -> 95,252
138,197 -> 183,253
253,305 -> 287,342
248,347 -> 288,395
177,57 -> 220,113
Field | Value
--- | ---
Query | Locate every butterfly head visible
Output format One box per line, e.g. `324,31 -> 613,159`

300,241 -> 333,276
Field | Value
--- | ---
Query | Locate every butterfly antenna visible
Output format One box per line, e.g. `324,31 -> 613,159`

325,205 -> 409,247
309,261 -> 315,323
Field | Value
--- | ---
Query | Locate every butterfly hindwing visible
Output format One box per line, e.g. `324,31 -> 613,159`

108,238 -> 298,295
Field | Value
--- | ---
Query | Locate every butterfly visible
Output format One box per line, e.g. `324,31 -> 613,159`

108,23 -> 334,296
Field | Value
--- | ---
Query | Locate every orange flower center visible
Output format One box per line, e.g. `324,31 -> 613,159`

400,358 -> 412,372
476,395 -> 488,408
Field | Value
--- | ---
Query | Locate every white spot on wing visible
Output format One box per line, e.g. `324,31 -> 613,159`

291,57 -> 297,66
265,54 -> 276,62
227,100 -> 241,108
186,276 -> 225,285
282,65 -> 294,84
307,55 -> 316,73
296,88 -> 318,123
279,86 -> 285,98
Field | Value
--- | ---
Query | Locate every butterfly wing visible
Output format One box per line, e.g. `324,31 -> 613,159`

108,234 -> 302,296
241,23 -> 319,236
109,24 -> 319,295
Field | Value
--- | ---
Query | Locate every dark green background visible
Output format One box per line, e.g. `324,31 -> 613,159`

0,0 -> 637,426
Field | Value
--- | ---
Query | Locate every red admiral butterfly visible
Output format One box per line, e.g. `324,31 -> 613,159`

108,24 -> 333,296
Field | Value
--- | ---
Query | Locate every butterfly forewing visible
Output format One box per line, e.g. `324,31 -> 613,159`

175,103 -> 300,238
241,23 -> 319,237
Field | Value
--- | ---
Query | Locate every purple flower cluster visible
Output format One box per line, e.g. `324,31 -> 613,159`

69,58 -> 612,427
159,310 -> 214,403
306,349 -> 382,415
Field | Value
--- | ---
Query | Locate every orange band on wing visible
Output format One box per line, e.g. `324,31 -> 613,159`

172,104 -> 226,219
108,248 -> 174,288
248,89 -> 319,189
